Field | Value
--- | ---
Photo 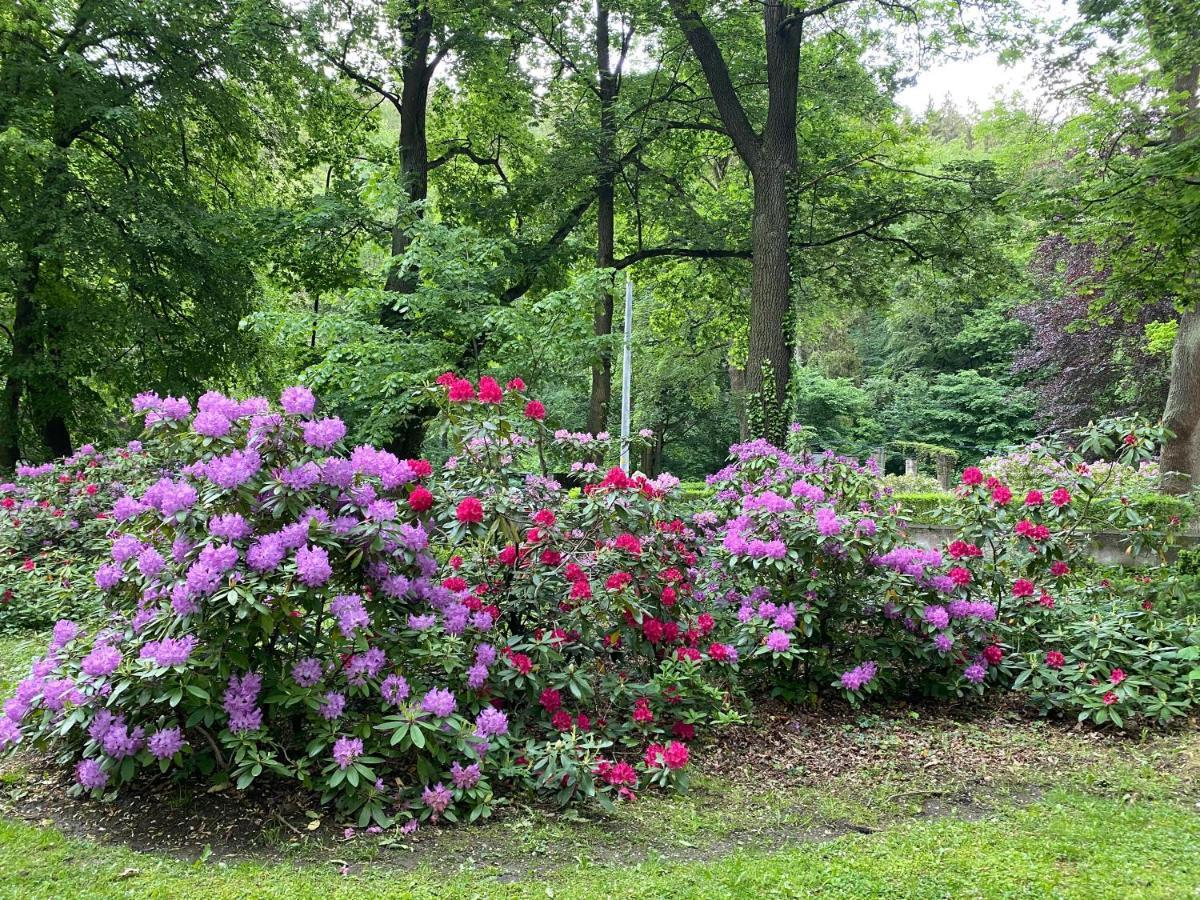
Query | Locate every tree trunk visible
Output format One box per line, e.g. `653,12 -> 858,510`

0,287 -> 35,470
1157,62 -> 1199,494
383,7 -> 433,301
669,0 -> 799,445
587,1 -> 618,436
1159,308 -> 1200,494
728,362 -> 748,441
744,164 -> 792,423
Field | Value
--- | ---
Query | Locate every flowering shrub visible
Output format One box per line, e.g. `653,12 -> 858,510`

696,441 -> 1005,701
424,373 -> 732,805
0,379 -> 732,825
933,417 -> 1199,725
0,443 -> 165,631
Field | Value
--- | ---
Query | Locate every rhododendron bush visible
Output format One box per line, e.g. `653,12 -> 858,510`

1,443 -> 166,631
0,380 -> 729,825
0,380 -> 1195,829
697,442 -> 1005,701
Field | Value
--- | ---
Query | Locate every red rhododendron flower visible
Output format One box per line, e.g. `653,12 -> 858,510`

524,400 -> 546,420
991,484 -> 1013,505
533,508 -> 556,527
1110,668 -> 1126,685
407,458 -> 433,478
1050,561 -> 1070,577
1012,578 -> 1035,598
983,645 -> 1004,665
506,377 -> 526,391
449,555 -> 463,570
961,467 -> 984,486
661,586 -> 677,607
599,467 -> 633,490
497,545 -> 518,566
477,376 -> 503,403
569,579 -> 592,601
442,576 -> 467,592
1024,489 -> 1044,506
947,540 -> 982,559
447,378 -> 475,402
551,710 -> 572,731
644,743 -> 664,767
1122,433 -> 1137,446
1044,650 -> 1065,669
1103,691 -> 1119,705
407,485 -> 433,512
436,371 -> 457,387
707,642 -> 731,661
633,698 -> 654,725
599,760 -> 636,787
1038,592 -> 1055,609
564,562 -> 585,582
22,559 -> 34,572
675,647 -> 701,662
672,722 -> 695,741
642,617 -> 664,644
85,484 -> 98,495
614,533 -> 642,555
697,612 -> 714,634
605,571 -> 632,591
539,549 -> 562,567
949,566 -> 972,587
456,497 -> 484,524
1051,487 -> 1071,507
508,652 -> 532,675
662,621 -> 679,644
663,741 -> 689,770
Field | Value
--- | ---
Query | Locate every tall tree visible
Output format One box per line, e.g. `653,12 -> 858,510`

0,0 -> 301,467
663,0 -> 1014,443
1043,0 -> 1199,491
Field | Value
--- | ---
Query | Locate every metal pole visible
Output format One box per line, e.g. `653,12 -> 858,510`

620,275 -> 633,473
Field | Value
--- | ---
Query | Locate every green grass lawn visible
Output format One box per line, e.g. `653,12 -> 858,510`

1,630 -> 1198,899
0,789 -> 1197,899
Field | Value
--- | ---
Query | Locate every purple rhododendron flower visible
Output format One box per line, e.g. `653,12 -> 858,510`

292,657 -> 323,688
280,385 -> 316,416
76,758 -> 108,790
148,727 -> 185,759
333,735 -> 363,769
295,545 -> 332,587
421,687 -> 456,718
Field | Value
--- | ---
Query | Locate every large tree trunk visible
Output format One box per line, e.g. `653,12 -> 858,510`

744,164 -> 792,430
383,7 -> 433,300
381,8 -> 434,454
0,287 -> 35,470
669,0 -> 799,445
1159,309 -> 1200,494
587,1 -> 618,436
1157,62 -> 1199,494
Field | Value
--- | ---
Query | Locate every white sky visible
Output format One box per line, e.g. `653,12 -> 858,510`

897,56 -> 1039,113
896,0 -> 1073,114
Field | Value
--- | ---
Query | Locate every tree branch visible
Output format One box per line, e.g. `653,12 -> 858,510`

667,0 -> 761,168
614,246 -> 751,268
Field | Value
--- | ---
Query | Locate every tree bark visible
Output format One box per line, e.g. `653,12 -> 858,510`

669,1 -> 799,443
1160,308 -> 1200,493
1157,62 -> 1199,494
745,164 -> 793,414
588,1 -> 618,435
383,6 -> 433,301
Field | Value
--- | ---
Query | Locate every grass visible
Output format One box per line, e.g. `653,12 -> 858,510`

0,789 -> 1197,898
0,631 -> 1198,898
